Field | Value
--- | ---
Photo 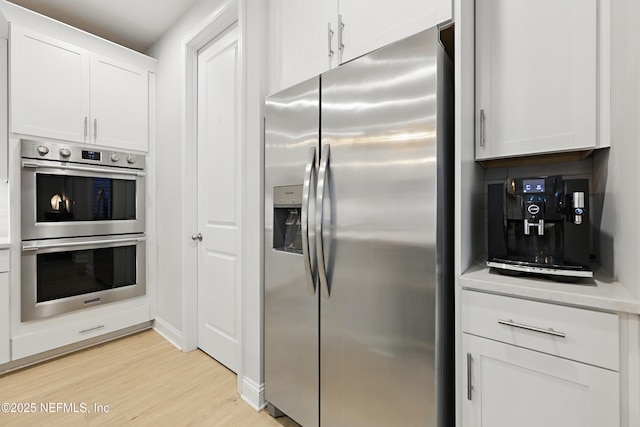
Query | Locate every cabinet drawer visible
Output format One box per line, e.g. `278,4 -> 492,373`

12,304 -> 150,360
462,290 -> 619,370
0,250 -> 8,272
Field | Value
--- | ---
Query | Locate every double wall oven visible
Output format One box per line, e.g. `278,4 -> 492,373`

21,140 -> 146,321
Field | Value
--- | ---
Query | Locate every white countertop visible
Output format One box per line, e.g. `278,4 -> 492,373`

460,263 -> 640,314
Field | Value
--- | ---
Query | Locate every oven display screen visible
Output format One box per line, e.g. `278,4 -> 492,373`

523,179 -> 545,193
82,150 -> 101,161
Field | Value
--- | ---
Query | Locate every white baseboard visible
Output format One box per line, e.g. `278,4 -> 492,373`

240,376 -> 266,411
153,317 -> 182,351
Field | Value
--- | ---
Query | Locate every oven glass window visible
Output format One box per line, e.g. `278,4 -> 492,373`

37,245 -> 137,303
36,174 -> 136,222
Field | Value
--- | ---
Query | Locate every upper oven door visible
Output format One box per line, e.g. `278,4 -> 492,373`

21,160 -> 146,240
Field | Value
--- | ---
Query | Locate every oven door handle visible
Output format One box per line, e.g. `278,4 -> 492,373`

22,160 -> 146,177
22,236 -> 147,252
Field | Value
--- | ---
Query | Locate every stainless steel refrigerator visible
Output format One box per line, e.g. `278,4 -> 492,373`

264,26 -> 454,427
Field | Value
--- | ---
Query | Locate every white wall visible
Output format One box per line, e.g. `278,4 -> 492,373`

145,0 -> 221,344
146,0 -> 268,408
238,0 -> 268,408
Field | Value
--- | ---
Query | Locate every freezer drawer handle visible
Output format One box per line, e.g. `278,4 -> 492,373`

316,144 -> 331,299
498,319 -> 566,338
302,146 -> 317,295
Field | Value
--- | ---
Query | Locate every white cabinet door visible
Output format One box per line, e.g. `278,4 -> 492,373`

475,0 -> 597,160
90,54 -> 149,151
338,0 -> 452,64
268,0 -> 452,93
0,251 -> 9,364
462,334 -> 619,427
269,0 -> 337,92
10,25 -> 90,143
0,39 -> 7,181
0,272 -> 8,364
10,25 -> 151,152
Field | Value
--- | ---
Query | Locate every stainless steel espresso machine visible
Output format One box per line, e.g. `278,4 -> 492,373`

487,175 -> 592,279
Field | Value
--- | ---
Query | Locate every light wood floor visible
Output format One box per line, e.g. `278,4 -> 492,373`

0,329 -> 300,426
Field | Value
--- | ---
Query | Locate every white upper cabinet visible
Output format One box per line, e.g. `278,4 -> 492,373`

269,0 -> 337,92
269,0 -> 452,93
90,54 -> 149,152
10,25 -> 151,152
338,0 -> 451,64
10,25 -> 90,143
475,0 -> 605,160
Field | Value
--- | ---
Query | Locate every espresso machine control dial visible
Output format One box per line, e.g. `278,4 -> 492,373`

573,192 -> 585,225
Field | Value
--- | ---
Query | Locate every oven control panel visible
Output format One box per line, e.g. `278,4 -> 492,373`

21,140 -> 145,170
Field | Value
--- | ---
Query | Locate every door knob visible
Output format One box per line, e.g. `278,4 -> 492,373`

191,233 -> 203,241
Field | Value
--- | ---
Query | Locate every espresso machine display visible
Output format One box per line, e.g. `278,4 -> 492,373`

487,176 -> 592,279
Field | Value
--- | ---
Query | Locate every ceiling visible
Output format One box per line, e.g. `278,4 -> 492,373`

6,0 -> 202,52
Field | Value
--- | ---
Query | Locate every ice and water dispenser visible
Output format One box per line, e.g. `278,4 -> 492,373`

273,185 -> 303,254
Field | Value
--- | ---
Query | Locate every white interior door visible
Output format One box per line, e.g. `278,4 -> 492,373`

196,24 -> 240,373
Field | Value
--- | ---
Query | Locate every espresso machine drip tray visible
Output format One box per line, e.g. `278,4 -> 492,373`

487,258 -> 593,279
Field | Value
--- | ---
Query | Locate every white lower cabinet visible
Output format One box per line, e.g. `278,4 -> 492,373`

462,334 -> 619,427
461,290 -> 620,426
0,250 -> 9,364
11,304 -> 150,361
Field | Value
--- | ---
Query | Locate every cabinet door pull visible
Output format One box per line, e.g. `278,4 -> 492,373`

84,116 -> 88,139
480,109 -> 486,147
79,324 -> 105,334
338,14 -> 345,61
466,352 -> 473,400
498,319 -> 566,338
327,23 -> 334,58
94,118 -> 98,140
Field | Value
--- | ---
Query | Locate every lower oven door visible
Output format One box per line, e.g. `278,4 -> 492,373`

21,234 -> 146,321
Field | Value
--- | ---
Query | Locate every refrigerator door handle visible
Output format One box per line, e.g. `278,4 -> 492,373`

302,146 -> 317,295
316,144 -> 331,299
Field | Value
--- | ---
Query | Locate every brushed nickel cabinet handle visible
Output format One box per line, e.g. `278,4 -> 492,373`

327,23 -> 334,58
498,319 -> 566,338
480,109 -> 486,147
80,325 -> 105,334
467,352 -> 473,400
338,14 -> 344,62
